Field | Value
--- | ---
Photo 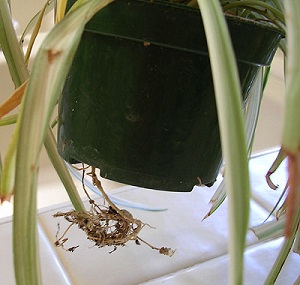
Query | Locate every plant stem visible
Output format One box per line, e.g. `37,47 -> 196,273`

270,0 -> 284,13
44,128 -> 85,212
293,226 -> 300,254
264,207 -> 300,284
222,0 -> 285,24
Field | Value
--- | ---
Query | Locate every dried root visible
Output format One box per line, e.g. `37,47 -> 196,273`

54,165 -> 175,256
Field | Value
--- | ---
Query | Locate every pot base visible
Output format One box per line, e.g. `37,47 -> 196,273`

58,0 -> 282,192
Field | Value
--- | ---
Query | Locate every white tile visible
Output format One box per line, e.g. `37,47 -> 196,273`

37,180 -> 269,285
141,237 -> 300,285
1,142 -> 291,285
0,201 -> 13,218
0,218 -> 71,285
0,220 -> 15,285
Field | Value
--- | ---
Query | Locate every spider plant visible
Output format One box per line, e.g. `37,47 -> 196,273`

0,0 -> 299,284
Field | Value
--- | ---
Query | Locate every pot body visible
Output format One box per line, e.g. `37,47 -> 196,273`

58,0 -> 282,191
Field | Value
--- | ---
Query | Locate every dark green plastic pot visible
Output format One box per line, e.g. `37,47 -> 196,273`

58,0 -> 282,191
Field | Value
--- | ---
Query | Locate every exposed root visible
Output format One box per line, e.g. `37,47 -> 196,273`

54,165 -> 175,256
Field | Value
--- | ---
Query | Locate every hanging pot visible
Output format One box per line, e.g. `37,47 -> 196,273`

58,0 -> 282,191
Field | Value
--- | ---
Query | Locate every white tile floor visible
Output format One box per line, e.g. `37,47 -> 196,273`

142,238 -> 299,285
1,149 -> 299,284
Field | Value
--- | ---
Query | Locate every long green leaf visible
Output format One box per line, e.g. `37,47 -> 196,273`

13,1 -> 113,284
0,0 -> 29,203
264,2 -> 300,282
197,1 -> 250,284
281,0 -> 300,240
206,67 -> 264,218
0,0 -> 29,87
0,124 -> 17,201
251,217 -> 285,240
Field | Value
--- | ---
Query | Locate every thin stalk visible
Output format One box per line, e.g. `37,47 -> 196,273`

264,208 -> 300,284
44,128 -> 85,212
293,275 -> 300,285
222,0 -> 285,24
55,0 -> 68,23
221,0 -> 285,32
24,0 -> 51,65
67,163 -> 168,211
269,0 -> 284,13
293,226 -> 300,254
197,1 -> 250,284
20,0 -> 54,47
0,0 -> 29,87
264,182 -> 288,222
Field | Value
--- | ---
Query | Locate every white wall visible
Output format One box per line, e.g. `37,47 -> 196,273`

1,1 -> 53,167
10,0 -> 54,33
